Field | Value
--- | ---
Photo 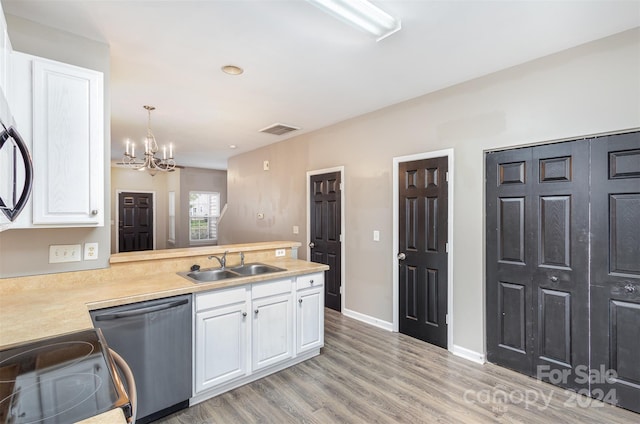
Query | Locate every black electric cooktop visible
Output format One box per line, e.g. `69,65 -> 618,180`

0,328 -> 131,424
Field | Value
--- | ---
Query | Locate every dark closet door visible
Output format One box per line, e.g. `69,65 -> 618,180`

486,147 -> 535,375
590,132 -> 640,413
486,140 -> 590,390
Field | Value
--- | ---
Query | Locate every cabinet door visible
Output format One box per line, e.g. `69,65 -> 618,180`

32,58 -> 104,225
195,302 -> 249,393
252,292 -> 293,371
296,285 -> 324,354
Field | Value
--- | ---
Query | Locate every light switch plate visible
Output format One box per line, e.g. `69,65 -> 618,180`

263,160 -> 270,171
84,242 -> 99,260
373,230 -> 380,241
49,244 -> 82,263
293,225 -> 299,234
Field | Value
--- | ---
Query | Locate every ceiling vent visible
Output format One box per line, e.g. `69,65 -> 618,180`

259,123 -> 300,136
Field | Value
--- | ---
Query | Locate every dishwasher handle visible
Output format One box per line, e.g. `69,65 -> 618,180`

94,298 -> 189,321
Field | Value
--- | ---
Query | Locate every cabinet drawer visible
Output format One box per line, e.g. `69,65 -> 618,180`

296,273 -> 324,291
196,286 -> 248,311
252,278 -> 292,299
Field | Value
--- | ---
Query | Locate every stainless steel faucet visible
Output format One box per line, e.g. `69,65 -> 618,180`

240,252 -> 245,266
208,251 -> 228,269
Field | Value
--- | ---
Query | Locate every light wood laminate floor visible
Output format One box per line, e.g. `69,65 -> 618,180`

156,308 -> 638,424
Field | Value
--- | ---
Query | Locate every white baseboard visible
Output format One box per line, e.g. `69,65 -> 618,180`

342,308 -> 393,332
452,344 -> 485,364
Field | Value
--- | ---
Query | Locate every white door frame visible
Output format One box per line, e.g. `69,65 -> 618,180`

306,166 -> 346,313
392,149 -> 454,351
114,189 -> 157,253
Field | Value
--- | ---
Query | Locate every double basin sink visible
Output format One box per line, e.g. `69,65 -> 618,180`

179,263 -> 286,283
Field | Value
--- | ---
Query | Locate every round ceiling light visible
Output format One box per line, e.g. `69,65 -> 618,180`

221,65 -> 243,75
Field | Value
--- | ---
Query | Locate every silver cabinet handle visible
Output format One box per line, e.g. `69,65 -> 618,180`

299,298 -> 303,304
254,309 -> 259,314
550,276 -> 558,282
91,209 -> 99,215
309,242 -> 315,248
242,312 -> 247,317
310,279 -> 314,285
625,284 -> 635,293
397,252 -> 406,261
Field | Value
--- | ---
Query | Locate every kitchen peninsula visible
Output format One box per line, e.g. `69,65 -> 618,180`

0,241 -> 328,423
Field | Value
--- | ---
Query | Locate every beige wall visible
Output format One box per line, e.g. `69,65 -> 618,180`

0,15 -> 111,277
111,167 -> 227,252
220,29 -> 640,355
110,167 -> 169,252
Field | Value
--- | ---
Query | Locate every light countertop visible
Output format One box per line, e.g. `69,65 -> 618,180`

0,257 -> 327,348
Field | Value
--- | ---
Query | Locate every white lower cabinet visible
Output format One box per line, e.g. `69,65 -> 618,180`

194,286 -> 250,394
252,279 -> 293,371
192,272 -> 324,402
296,273 -> 325,354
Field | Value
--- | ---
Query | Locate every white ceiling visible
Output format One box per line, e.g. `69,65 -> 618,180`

3,0 -> 639,170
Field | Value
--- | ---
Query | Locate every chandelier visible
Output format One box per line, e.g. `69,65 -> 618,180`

118,105 -> 176,176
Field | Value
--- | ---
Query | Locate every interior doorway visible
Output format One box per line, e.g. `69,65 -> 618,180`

307,167 -> 345,312
117,191 -> 156,253
393,149 -> 454,351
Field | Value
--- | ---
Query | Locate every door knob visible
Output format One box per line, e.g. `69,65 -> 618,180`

309,242 -> 315,248
397,252 -> 406,261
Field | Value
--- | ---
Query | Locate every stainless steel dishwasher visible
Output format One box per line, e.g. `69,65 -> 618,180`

90,294 -> 192,424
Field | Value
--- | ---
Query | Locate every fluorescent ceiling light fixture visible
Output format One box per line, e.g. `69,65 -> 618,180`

308,0 -> 401,41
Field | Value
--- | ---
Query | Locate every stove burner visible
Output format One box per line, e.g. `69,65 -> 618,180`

0,372 -> 103,424
0,329 -> 131,424
0,341 -> 95,383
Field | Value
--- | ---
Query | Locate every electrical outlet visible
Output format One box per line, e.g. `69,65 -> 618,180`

84,242 -> 99,260
49,244 -> 82,263
275,249 -> 286,257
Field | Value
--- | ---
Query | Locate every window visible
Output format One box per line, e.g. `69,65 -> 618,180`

189,191 -> 220,242
168,191 -> 176,244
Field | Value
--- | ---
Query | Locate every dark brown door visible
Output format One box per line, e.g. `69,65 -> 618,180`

486,140 -> 590,391
398,156 -> 448,348
309,172 -> 342,311
590,132 -> 640,413
119,192 -> 154,252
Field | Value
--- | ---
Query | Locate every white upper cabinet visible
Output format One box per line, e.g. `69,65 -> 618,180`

10,52 -> 104,227
32,59 -> 103,225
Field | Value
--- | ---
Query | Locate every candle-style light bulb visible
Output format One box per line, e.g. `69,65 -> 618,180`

125,139 -> 130,155
163,145 -> 167,160
131,143 -> 135,158
169,143 -> 173,159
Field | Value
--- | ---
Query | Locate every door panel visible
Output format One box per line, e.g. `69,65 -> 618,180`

398,156 -> 448,348
118,192 -> 154,252
309,172 -> 342,311
531,141 -> 590,391
486,141 -> 590,390
487,147 -> 535,375
590,132 -> 640,413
